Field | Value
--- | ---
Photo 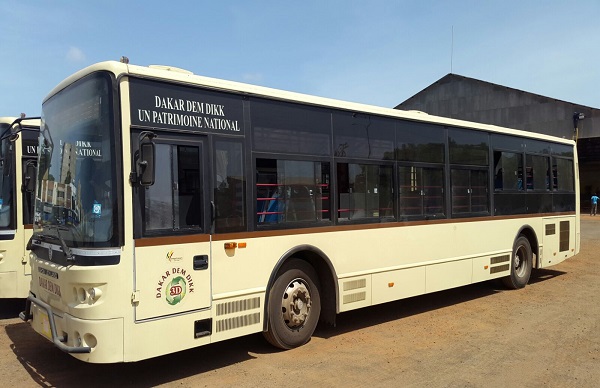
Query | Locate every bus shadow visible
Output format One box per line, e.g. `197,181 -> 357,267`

5,322 -> 273,387
0,299 -> 26,319
528,268 -> 566,285
314,268 -> 567,341
314,281 -> 500,340
4,269 -> 566,386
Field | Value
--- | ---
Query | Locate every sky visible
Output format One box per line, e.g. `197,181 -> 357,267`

1,0 -> 599,118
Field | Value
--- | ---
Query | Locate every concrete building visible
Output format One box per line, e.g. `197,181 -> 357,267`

396,74 -> 600,210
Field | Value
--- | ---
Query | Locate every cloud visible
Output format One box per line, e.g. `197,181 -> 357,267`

66,47 -> 86,63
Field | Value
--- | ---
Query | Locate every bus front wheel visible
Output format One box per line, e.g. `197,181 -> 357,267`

264,259 -> 321,349
502,236 -> 533,289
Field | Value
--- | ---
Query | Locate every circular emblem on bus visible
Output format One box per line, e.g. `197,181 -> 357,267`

165,276 -> 187,305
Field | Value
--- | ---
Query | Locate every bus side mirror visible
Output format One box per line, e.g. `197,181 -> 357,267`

24,161 -> 36,193
138,133 -> 156,186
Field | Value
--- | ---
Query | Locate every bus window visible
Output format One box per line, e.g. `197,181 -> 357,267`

0,127 -> 15,229
337,163 -> 393,221
451,168 -> 489,216
449,128 -> 489,166
396,122 -> 445,163
251,99 -> 331,156
526,154 -> 551,191
256,159 -> 330,225
332,112 -> 394,160
399,166 -> 444,219
144,143 -> 203,234
554,158 -> 574,192
494,151 -> 523,191
214,140 -> 246,233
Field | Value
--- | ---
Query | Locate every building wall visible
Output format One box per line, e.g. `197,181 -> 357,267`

397,74 -> 599,140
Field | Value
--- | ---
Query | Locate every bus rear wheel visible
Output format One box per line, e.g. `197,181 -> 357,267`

264,259 -> 321,349
502,236 -> 533,289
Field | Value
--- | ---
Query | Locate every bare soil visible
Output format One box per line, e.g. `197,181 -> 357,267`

1,217 -> 599,387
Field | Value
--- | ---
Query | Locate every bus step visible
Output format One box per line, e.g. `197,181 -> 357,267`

194,319 -> 212,338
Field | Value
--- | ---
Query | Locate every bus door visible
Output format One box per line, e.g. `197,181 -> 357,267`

133,133 -> 211,321
17,159 -> 37,275
21,128 -> 39,277
22,158 -> 36,277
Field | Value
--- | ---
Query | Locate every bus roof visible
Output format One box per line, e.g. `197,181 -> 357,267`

44,60 -> 575,146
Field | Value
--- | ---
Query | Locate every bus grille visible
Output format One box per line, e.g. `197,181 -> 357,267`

216,297 -> 261,316
343,291 -> 367,304
216,313 -> 261,332
343,279 -> 367,291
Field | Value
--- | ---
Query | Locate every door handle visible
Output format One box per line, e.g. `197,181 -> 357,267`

193,255 -> 209,270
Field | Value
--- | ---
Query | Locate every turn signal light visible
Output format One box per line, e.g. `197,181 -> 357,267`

224,242 -> 237,249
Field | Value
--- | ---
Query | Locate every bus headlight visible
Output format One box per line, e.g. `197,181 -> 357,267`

88,287 -> 102,302
74,285 -> 104,304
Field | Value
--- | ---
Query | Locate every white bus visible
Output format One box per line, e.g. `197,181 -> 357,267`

21,60 -> 579,363
0,116 -> 39,298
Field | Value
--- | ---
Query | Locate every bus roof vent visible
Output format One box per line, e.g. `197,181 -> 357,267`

148,65 -> 193,75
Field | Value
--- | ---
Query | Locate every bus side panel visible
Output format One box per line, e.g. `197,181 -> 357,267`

371,266 -> 425,306
125,309 -> 212,362
337,276 -> 372,313
0,228 -> 32,298
425,259 -> 473,293
210,292 -> 264,343
541,216 -> 577,268
0,271 -> 18,297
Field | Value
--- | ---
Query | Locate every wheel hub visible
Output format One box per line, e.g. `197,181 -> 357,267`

282,279 -> 312,329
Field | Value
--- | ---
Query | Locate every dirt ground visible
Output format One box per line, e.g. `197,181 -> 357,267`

1,217 -> 599,388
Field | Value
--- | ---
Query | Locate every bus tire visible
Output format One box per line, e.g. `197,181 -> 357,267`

264,259 -> 321,349
502,236 -> 533,289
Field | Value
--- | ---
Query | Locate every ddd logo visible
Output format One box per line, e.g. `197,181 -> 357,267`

170,285 -> 183,296
165,276 -> 187,305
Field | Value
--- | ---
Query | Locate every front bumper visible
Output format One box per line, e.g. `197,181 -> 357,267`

20,294 -> 91,353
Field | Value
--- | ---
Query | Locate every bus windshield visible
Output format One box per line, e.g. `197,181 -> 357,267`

0,123 -> 14,228
34,73 -> 118,248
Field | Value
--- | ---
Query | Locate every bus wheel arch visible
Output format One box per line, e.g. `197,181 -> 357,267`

502,228 -> 536,289
516,226 -> 539,268
263,246 -> 337,348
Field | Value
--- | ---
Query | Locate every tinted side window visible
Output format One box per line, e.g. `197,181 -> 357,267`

396,122 -> 445,163
333,112 -> 394,160
251,99 -> 331,156
554,158 -> 574,192
552,143 -> 574,158
449,128 -> 489,165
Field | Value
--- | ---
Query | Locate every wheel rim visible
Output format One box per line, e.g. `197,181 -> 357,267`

281,278 -> 312,330
514,245 -> 528,277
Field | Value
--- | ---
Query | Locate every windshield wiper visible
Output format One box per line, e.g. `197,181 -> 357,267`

35,225 -> 75,263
